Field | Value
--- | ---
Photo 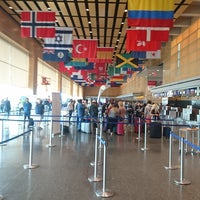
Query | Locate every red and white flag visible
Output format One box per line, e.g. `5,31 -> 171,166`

21,11 -> 55,38
126,39 -> 161,52
127,27 -> 169,42
72,39 -> 98,58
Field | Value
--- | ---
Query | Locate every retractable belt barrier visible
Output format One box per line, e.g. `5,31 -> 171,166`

88,127 -> 114,198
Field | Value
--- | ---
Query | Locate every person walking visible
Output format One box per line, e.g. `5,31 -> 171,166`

66,99 -> 75,124
23,97 -> 32,128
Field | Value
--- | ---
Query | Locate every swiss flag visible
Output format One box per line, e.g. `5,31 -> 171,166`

72,39 -> 98,58
21,11 -> 55,38
126,39 -> 161,52
127,27 -> 169,42
59,62 -> 76,75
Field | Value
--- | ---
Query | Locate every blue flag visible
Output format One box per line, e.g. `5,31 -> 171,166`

42,49 -> 70,62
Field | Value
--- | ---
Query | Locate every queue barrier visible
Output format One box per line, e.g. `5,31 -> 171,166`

166,131 -> 200,185
0,126 -> 38,200
88,127 -> 114,198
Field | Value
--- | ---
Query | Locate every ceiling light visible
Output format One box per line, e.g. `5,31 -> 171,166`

88,21 -> 91,24
119,32 -> 121,34
121,22 -> 124,25
124,9 -> 128,12
47,7 -> 51,10
86,8 -> 89,11
9,6 -> 13,9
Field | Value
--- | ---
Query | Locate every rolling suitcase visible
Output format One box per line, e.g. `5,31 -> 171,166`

117,122 -> 124,135
150,122 -> 162,138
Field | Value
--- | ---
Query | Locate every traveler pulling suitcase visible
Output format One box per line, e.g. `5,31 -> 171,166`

150,122 -> 162,138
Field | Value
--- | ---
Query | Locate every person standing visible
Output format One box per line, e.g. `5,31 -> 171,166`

23,98 -> 32,127
89,99 -> 99,134
35,98 -> 44,128
67,99 -> 75,124
4,97 -> 11,118
76,99 -> 85,132
117,101 -> 126,135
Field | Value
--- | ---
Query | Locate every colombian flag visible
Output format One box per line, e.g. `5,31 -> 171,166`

128,0 -> 174,27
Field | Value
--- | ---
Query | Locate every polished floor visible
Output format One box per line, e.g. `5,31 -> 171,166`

0,116 -> 200,200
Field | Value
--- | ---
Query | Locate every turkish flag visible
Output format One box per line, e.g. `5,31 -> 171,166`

72,39 -> 98,58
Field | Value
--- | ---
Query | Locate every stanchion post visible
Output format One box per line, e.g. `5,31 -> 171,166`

174,137 -> 191,185
59,115 -> 65,137
96,139 -> 114,198
46,119 -> 56,148
88,129 -> 102,182
136,117 -> 143,140
141,122 -> 149,151
23,127 -> 39,169
164,132 -> 179,170
0,119 -> 7,146
99,118 -> 103,149
90,127 -> 102,166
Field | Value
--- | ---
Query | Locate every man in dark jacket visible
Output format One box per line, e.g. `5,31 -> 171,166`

76,99 -> 85,132
89,100 -> 99,134
23,98 -> 32,127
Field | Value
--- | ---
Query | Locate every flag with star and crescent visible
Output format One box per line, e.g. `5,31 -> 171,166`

72,39 -> 98,59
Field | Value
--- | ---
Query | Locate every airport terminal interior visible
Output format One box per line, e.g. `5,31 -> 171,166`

1,0 -> 200,200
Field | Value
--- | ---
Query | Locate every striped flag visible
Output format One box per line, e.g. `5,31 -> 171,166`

88,47 -> 114,63
21,11 -> 55,38
44,27 -> 73,50
128,0 -> 174,27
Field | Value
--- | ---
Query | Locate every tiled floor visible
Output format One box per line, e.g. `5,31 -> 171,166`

0,117 -> 200,200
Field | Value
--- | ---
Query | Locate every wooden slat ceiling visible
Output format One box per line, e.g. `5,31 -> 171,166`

0,0 -> 200,84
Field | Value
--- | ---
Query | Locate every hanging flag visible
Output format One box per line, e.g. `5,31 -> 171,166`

126,38 -> 161,51
59,62 -> 76,75
115,54 -> 141,68
88,47 -> 114,63
42,49 -> 70,62
128,0 -> 174,27
127,28 -> 169,42
43,27 -> 73,50
131,50 -> 161,59
72,39 -> 98,58
74,63 -> 94,70
21,11 -> 55,38
71,70 -> 87,82
65,57 -> 88,67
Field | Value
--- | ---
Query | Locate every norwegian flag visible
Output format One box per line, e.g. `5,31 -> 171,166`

21,11 -> 55,38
